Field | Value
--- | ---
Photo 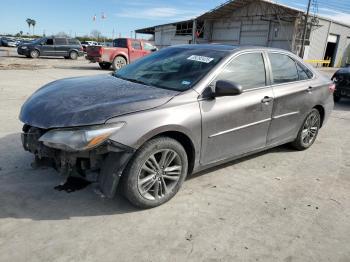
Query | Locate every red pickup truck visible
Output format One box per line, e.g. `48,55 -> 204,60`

86,38 -> 157,70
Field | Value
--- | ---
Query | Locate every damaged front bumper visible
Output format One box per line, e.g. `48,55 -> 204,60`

21,125 -> 135,198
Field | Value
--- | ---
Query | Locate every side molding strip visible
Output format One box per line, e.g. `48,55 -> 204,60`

209,118 -> 271,138
272,111 -> 299,119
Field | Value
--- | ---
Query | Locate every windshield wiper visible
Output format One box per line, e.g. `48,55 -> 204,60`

114,75 -> 148,86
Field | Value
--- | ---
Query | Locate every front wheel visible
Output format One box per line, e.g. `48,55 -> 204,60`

122,137 -> 188,208
112,56 -> 127,70
30,50 -> 39,58
291,109 -> 321,150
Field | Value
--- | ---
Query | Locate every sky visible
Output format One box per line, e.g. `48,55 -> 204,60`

1,0 -> 350,38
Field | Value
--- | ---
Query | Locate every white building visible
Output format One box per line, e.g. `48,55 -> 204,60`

136,0 -> 350,67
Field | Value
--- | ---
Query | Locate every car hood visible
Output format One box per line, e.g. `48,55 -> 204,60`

19,74 -> 179,129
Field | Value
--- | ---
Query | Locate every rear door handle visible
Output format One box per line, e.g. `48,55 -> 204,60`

306,86 -> 313,93
261,96 -> 273,103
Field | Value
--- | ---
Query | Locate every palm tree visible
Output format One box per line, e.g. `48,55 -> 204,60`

31,20 -> 36,35
26,18 -> 32,35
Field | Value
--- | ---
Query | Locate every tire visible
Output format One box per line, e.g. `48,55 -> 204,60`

122,137 -> 188,208
30,50 -> 39,58
69,51 -> 78,60
291,109 -> 321,150
112,56 -> 127,70
334,93 -> 341,103
99,62 -> 112,70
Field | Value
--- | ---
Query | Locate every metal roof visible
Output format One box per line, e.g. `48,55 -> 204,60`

135,0 -> 350,34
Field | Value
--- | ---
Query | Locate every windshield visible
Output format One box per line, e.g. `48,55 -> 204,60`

31,37 -> 45,44
113,47 -> 228,91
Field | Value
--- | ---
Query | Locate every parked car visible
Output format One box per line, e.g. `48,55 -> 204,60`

17,37 -> 84,59
81,41 -> 98,52
332,67 -> 350,102
20,45 -> 334,208
1,37 -> 17,47
85,38 -> 157,70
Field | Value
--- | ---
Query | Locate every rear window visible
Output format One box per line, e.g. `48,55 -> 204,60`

113,39 -> 127,48
268,53 -> 299,84
68,39 -> 80,45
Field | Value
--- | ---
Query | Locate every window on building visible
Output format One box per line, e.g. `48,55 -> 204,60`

268,53 -> 299,84
214,53 -> 266,90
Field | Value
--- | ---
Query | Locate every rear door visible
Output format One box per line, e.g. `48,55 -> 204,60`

200,51 -> 274,164
54,38 -> 69,56
129,40 -> 143,62
265,52 -> 315,145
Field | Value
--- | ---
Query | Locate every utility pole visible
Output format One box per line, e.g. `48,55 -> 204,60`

192,19 -> 197,44
300,0 -> 312,58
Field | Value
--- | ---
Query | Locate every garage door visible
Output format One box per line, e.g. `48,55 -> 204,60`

240,20 -> 269,46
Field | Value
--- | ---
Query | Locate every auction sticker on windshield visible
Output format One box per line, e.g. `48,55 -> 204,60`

187,55 -> 214,63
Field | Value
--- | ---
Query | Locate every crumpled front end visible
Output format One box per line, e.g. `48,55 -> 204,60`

21,124 -> 135,198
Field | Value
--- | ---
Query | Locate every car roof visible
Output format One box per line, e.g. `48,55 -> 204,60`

172,44 -> 293,54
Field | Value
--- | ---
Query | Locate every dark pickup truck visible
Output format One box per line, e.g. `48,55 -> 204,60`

86,38 -> 157,70
332,66 -> 350,102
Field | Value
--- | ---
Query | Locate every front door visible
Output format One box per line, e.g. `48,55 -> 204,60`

40,38 -> 55,56
200,52 -> 274,164
129,40 -> 144,63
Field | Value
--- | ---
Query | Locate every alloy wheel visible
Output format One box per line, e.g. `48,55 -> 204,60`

137,149 -> 182,201
301,111 -> 320,147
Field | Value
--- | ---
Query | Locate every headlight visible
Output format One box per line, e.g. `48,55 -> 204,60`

39,122 -> 125,151
21,46 -> 27,49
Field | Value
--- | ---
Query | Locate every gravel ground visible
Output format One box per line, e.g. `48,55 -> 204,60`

0,53 -> 350,262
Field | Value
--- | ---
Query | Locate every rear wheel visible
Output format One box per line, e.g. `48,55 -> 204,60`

69,51 -> 78,60
30,50 -> 39,58
122,137 -> 188,208
99,62 -> 111,70
291,109 -> 321,150
112,56 -> 127,70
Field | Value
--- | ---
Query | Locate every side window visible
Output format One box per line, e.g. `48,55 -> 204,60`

44,38 -> 53,45
296,62 -> 313,80
113,39 -> 127,48
132,40 -> 142,50
144,42 -> 156,51
215,53 -> 266,90
55,38 -> 67,45
68,39 -> 80,45
268,53 -> 299,84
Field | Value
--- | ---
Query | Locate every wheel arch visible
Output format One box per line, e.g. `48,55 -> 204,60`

135,128 -> 197,175
313,105 -> 325,127
113,53 -> 128,64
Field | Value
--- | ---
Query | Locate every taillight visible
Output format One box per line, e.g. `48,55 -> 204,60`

329,83 -> 336,93
99,48 -> 103,56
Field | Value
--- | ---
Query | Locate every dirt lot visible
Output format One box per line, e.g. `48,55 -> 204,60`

1,49 -> 350,262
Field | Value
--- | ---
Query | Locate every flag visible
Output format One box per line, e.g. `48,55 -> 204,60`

93,14 -> 96,21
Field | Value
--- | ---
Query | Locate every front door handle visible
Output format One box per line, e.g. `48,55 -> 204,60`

261,96 -> 273,103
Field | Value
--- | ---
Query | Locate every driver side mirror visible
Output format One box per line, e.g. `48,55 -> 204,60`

215,80 -> 243,97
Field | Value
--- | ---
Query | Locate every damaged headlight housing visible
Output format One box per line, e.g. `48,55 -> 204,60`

39,122 -> 125,152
